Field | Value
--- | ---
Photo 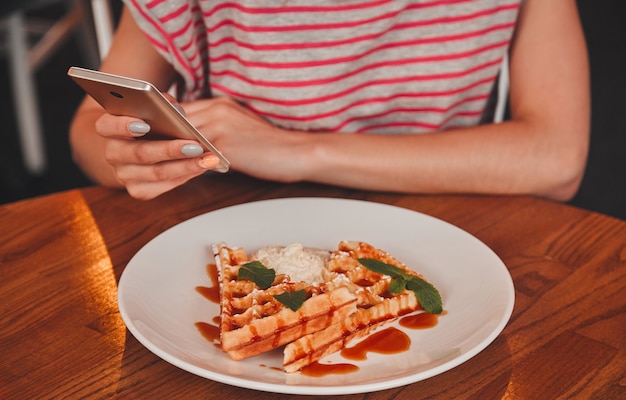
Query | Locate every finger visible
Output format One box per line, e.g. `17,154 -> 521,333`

126,181 -> 179,200
104,138 -> 207,165
118,157 -> 218,200
162,93 -> 186,116
124,173 -> 197,200
115,154 -> 219,186
95,113 -> 150,138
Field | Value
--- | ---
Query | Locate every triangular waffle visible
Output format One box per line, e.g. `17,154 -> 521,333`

283,241 -> 426,372
212,242 -> 358,361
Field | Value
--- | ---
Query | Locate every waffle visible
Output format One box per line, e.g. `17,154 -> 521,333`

212,242 -> 357,361
283,241 -> 426,372
213,240 -> 439,372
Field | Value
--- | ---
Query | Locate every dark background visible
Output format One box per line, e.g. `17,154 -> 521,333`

1,1 -> 624,220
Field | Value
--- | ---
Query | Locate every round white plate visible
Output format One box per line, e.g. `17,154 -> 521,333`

118,198 -> 514,395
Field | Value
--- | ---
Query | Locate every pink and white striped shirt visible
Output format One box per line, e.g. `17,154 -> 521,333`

124,0 -> 521,133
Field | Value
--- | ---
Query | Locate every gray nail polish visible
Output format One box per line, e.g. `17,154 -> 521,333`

173,104 -> 186,116
181,143 -> 203,157
129,121 -> 150,135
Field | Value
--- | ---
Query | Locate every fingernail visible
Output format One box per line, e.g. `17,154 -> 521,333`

129,121 -> 150,135
173,104 -> 186,116
199,154 -> 219,169
181,143 -> 203,157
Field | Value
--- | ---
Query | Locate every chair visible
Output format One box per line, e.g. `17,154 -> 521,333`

0,0 -> 114,175
494,54 -> 509,124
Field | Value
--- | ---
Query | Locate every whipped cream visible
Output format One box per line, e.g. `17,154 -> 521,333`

252,242 -> 329,284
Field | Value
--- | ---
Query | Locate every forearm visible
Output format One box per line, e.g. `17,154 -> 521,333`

292,0 -> 585,201
69,99 -> 124,188
68,6 -> 178,189
299,118 -> 587,201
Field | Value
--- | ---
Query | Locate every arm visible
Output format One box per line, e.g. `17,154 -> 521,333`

187,0 -> 589,201
69,7 -> 190,188
291,0 -> 590,201
71,0 -> 589,201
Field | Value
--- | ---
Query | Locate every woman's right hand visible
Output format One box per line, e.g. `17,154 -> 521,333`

91,112 -> 221,200
69,5 -> 221,200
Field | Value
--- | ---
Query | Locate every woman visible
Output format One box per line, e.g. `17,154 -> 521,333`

70,0 -> 589,200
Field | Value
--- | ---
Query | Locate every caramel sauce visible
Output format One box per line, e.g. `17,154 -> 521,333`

195,321 -> 220,343
259,364 -> 285,372
195,264 -> 222,348
340,327 -> 410,361
300,361 -> 359,377
355,279 -> 374,287
399,312 -> 440,329
194,261 -> 445,378
195,263 -> 220,303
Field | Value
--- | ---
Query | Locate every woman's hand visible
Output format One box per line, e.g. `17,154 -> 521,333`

93,112 -> 221,200
69,6 -> 225,200
181,96 -> 311,183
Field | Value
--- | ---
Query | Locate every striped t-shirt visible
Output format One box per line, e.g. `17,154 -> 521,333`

124,0 -> 521,134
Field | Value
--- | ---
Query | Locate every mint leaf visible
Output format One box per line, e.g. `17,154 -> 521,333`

357,258 -> 406,279
388,277 -> 407,294
358,258 -> 443,314
406,277 -> 443,315
274,289 -> 307,311
238,261 -> 275,289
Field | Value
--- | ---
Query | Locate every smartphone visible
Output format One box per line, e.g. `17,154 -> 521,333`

67,66 -> 230,173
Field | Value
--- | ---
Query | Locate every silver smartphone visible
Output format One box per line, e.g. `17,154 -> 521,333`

67,66 -> 230,173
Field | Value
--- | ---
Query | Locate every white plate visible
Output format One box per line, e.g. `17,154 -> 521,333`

118,198 -> 514,395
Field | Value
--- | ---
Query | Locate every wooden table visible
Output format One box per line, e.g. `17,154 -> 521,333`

1,173 -> 625,399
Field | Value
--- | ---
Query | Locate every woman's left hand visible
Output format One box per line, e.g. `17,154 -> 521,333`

182,96 -> 311,183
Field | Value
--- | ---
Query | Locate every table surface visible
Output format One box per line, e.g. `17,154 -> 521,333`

1,173 -> 625,399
